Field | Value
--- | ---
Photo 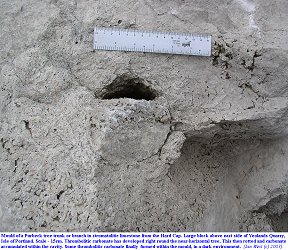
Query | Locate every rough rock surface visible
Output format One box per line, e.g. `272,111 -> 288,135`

1,0 -> 288,231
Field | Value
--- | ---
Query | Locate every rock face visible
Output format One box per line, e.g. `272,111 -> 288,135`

1,0 -> 288,231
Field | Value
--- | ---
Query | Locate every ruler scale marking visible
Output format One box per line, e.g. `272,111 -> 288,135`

94,27 -> 211,56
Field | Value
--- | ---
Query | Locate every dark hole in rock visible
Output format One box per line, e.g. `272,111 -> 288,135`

268,211 -> 288,232
101,76 -> 158,101
257,194 -> 288,232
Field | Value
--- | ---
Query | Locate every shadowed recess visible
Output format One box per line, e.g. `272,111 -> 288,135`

257,194 -> 288,232
100,75 -> 158,101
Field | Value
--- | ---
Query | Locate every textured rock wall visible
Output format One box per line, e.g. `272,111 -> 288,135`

1,0 -> 288,231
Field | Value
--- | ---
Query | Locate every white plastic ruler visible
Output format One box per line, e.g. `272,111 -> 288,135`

94,27 -> 212,56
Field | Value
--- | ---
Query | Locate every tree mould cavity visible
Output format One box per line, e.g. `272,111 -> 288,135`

99,75 -> 158,101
